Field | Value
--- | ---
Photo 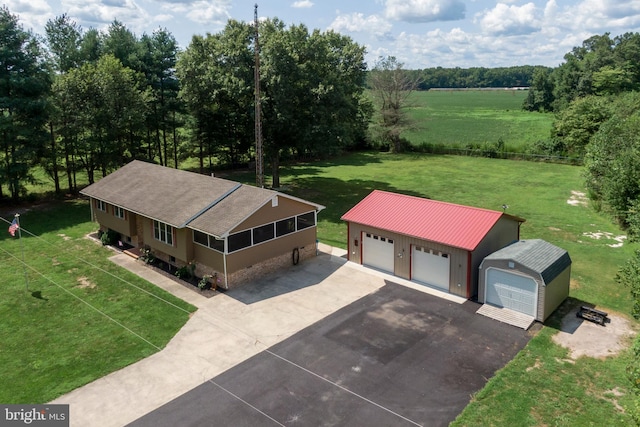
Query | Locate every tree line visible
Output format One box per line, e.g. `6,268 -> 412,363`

523,32 -> 640,236
411,65 -> 546,90
525,31 -> 640,420
0,7 -> 371,198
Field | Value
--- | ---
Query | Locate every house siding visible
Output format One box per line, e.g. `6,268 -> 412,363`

92,198 -> 136,239
226,227 -> 317,272
346,215 -> 521,298
232,196 -> 315,232
542,265 -> 571,321
140,217 -> 190,262
345,222 -> 470,297
469,217 -> 520,297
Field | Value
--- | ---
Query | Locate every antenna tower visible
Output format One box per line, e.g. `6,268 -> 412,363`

254,4 -> 264,188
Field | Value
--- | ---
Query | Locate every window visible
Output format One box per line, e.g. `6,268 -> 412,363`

153,221 -> 173,245
253,223 -> 275,244
193,230 -> 208,246
296,212 -> 315,230
276,218 -> 295,237
209,237 -> 224,252
114,206 -> 125,219
228,230 -> 252,252
193,230 -> 225,252
96,200 -> 107,212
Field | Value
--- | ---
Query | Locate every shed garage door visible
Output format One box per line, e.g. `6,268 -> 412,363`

362,233 -> 395,274
412,246 -> 450,291
485,268 -> 537,317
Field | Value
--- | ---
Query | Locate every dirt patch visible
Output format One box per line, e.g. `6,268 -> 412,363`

76,276 -> 97,289
581,231 -> 627,248
601,388 -> 626,413
552,307 -> 636,359
567,190 -> 588,206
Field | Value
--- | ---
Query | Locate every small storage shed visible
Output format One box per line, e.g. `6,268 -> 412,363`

341,190 -> 525,298
478,239 -> 571,322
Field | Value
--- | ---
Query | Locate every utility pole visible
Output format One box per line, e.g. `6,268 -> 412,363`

254,4 -> 265,188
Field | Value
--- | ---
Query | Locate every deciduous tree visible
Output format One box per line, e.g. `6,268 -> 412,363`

368,56 -> 420,153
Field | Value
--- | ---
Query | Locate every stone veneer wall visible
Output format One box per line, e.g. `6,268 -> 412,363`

225,245 -> 316,289
153,245 -> 316,290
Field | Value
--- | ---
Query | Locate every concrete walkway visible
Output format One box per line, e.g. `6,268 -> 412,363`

51,245 -> 388,427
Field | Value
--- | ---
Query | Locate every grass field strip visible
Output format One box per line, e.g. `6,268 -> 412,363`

0,216 -> 192,315
0,243 -> 163,351
0,216 -> 193,352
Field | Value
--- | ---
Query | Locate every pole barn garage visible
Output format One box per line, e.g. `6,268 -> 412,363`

341,190 -> 525,298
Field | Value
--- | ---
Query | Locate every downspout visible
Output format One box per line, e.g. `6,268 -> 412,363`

223,239 -> 229,289
346,223 -> 351,261
89,198 -> 95,222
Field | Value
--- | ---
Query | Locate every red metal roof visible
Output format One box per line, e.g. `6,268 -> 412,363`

341,190 -> 518,251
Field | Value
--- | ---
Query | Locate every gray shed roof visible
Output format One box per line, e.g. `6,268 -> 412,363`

80,160 -> 324,236
482,239 -> 571,284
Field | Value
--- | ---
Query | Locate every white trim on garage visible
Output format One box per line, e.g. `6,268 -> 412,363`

484,267 -> 537,317
411,245 -> 450,291
362,232 -> 395,274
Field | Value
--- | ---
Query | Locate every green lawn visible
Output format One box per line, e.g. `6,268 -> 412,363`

258,151 -> 636,425
0,200 -> 195,403
403,90 -> 554,151
3,151 -> 637,423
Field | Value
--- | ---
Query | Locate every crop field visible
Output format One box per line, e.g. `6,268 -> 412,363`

402,90 -> 555,151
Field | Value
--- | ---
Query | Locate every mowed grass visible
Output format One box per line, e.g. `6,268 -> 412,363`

403,90 -> 554,151
0,200 -> 195,403
259,151 -> 637,424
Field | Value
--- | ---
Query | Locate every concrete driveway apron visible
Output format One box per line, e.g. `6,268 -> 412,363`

51,246 -> 388,427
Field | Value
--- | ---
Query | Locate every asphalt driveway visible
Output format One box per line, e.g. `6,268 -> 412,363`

129,282 -> 531,427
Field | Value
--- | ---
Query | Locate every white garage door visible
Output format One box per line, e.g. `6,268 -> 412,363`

485,268 -> 537,317
412,246 -> 450,291
362,233 -> 395,274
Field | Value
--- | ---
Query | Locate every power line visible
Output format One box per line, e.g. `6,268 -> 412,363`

1,215 -> 192,314
0,244 -> 162,351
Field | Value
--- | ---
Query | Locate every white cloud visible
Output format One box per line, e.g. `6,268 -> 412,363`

184,1 -> 230,25
543,0 -> 640,34
480,2 -> 541,36
329,12 -> 393,40
292,1 -> 314,8
384,0 -> 466,23
60,0 -> 151,34
4,0 -> 52,30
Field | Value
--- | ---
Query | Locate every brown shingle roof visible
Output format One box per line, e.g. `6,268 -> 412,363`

81,160 -> 323,236
188,185 -> 276,236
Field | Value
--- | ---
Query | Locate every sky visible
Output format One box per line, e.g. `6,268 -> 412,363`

4,0 -> 640,69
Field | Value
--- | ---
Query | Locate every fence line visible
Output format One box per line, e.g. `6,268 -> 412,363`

410,146 -> 583,165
